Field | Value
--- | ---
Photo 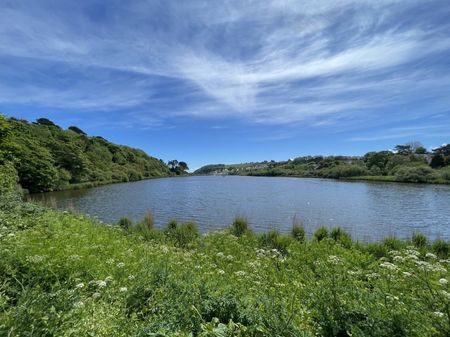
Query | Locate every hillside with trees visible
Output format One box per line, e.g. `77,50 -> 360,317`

0,115 -> 172,192
195,142 -> 450,184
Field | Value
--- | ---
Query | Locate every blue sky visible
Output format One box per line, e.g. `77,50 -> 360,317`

1,0 -> 450,170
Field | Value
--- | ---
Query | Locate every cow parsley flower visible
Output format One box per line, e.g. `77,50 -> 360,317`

73,301 -> 84,308
439,278 -> 448,286
75,283 -> 84,289
97,280 -> 107,288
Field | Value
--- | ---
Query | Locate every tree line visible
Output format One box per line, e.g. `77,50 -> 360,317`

0,115 -> 174,192
195,141 -> 450,184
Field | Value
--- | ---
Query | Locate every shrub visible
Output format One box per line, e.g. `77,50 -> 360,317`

395,165 -> 435,183
330,227 -> 352,247
323,165 -> 368,179
260,229 -> 290,255
230,216 -> 250,237
170,222 -> 199,248
439,167 -> 450,181
166,218 -> 178,231
411,232 -> 427,248
118,216 -> 133,231
314,226 -> 329,242
291,224 -> 306,243
140,211 -> 154,230
432,239 -> 450,258
366,243 -> 388,259
382,236 -> 403,251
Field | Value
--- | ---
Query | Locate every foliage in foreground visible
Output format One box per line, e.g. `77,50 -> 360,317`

1,194 -> 450,337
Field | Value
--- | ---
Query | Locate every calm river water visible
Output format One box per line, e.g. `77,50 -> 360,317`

31,176 -> 450,241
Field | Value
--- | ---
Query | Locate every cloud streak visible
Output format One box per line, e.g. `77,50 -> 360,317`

0,0 -> 449,130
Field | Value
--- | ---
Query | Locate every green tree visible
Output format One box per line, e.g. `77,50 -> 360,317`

178,161 -> 189,172
36,118 -> 60,128
168,160 -> 179,171
2,115 -> 171,192
68,126 -> 87,135
363,151 -> 392,174
394,144 -> 413,155
415,146 -> 427,154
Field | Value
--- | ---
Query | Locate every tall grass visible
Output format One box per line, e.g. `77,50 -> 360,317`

230,216 -> 250,237
2,197 -> 450,336
314,226 -> 329,241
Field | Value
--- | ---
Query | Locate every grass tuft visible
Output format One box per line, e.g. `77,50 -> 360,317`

230,216 -> 250,237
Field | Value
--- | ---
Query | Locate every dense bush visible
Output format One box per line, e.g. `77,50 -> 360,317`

0,114 -> 171,192
330,227 -> 352,247
230,216 -> 250,237
395,165 -> 436,183
412,232 -> 428,248
118,216 -> 133,231
440,167 -> 450,181
323,164 -> 368,179
291,223 -> 306,242
432,239 -> 450,257
165,221 -> 199,248
314,226 -> 329,241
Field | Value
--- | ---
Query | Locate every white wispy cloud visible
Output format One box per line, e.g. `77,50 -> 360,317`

0,0 -> 449,129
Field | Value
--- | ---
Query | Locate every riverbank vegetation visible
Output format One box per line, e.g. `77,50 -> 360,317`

1,167 -> 450,336
0,114 -> 172,193
195,142 -> 450,184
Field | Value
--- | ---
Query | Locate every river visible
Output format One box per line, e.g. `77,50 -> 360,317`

30,175 -> 450,241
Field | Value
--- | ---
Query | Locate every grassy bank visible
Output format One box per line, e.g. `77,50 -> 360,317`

1,195 -> 450,336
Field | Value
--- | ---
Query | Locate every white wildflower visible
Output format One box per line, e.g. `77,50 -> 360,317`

426,252 -> 437,259
73,301 -> 84,308
26,255 -> 45,263
235,271 -> 246,277
380,262 -> 399,271
433,311 -> 445,318
432,264 -> 447,273
119,287 -> 128,293
406,249 -> 420,256
116,262 -> 125,268
327,255 -> 342,265
97,280 -> 107,288
393,256 -> 404,262
217,269 -> 225,275
106,258 -> 114,265
439,278 -> 448,286
216,252 -> 225,258
75,283 -> 84,289
440,290 -> 450,300
128,275 -> 135,281
248,261 -> 260,269
105,276 -> 113,282
226,255 -> 234,261
92,292 -> 101,299
386,295 -> 399,301
402,272 -> 412,277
